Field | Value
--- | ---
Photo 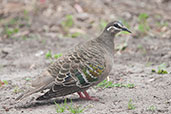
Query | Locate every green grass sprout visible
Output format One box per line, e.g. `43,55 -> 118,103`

67,99 -> 85,114
71,32 -> 81,38
54,99 -> 67,113
62,15 -> 74,28
96,80 -> 135,89
4,27 -> 19,37
45,51 -> 52,59
25,78 -> 31,81
138,13 -> 150,34
152,63 -> 168,74
147,105 -> 156,112
14,86 -> 20,94
128,99 -> 136,110
54,99 -> 85,114
54,53 -> 63,59
46,51 -> 63,59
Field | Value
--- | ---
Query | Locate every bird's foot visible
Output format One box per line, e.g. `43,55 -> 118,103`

77,91 -> 99,101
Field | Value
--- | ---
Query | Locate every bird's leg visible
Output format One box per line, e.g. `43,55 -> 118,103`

77,92 -> 85,99
83,91 -> 99,101
77,91 -> 99,101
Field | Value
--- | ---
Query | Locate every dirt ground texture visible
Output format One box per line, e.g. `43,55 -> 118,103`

0,0 -> 171,114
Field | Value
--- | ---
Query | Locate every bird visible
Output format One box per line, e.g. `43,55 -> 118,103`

16,21 -> 131,101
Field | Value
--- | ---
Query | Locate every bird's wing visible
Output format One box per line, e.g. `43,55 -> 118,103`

48,43 -> 106,88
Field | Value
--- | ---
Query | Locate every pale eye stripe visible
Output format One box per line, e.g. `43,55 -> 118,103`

107,26 -> 121,31
107,26 -> 114,31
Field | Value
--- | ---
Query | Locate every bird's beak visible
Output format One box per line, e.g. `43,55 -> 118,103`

122,27 -> 131,33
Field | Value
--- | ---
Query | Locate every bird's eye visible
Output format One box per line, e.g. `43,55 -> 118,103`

114,24 -> 120,28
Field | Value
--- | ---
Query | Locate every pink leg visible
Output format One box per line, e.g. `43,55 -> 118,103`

77,91 -> 99,101
83,91 -> 99,101
77,92 -> 85,99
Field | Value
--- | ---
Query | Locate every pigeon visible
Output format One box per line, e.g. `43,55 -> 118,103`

16,21 -> 131,101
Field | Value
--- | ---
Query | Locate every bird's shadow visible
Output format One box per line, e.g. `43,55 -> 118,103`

15,98 -> 82,109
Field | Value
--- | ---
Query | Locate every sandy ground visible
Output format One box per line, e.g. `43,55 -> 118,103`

0,0 -> 171,114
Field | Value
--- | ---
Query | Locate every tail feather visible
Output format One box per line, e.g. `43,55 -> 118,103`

36,85 -> 85,100
16,85 -> 46,101
16,71 -> 54,101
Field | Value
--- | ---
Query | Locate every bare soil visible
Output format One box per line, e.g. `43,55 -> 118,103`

0,0 -> 171,114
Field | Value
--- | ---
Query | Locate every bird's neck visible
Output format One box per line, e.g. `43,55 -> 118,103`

96,32 -> 115,54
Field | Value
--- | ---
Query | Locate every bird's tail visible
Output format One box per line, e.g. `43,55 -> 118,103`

15,85 -> 46,101
16,71 -> 54,101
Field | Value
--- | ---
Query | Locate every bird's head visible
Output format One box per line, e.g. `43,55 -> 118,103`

105,21 -> 131,35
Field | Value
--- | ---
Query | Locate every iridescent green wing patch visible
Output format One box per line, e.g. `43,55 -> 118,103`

74,69 -> 90,87
84,63 -> 104,82
74,63 -> 105,87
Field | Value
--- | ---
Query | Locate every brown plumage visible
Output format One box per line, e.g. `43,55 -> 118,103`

16,21 -> 131,101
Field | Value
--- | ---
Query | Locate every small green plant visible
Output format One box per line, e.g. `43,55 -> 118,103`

54,53 -> 63,59
155,15 -> 168,27
14,86 -> 20,94
54,99 -> 85,114
96,80 -> 108,87
4,27 -> 19,37
55,102 -> 66,113
9,18 -> 18,25
138,13 -> 150,34
67,32 -> 81,38
45,51 -> 52,59
3,18 -> 20,37
152,63 -> 168,74
62,15 -> 74,28
147,105 -> 156,112
71,32 -> 81,38
25,77 -> 31,81
68,105 -> 85,114
96,80 -> 135,89
54,99 -> 67,113
137,44 -> 143,49
23,9 -> 29,21
113,83 -> 135,88
41,39 -> 46,45
61,14 -> 83,39
156,21 -> 168,27
45,51 -> 63,59
68,99 -> 85,114
99,80 -> 114,88
125,83 -> 135,88
128,99 -> 136,110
